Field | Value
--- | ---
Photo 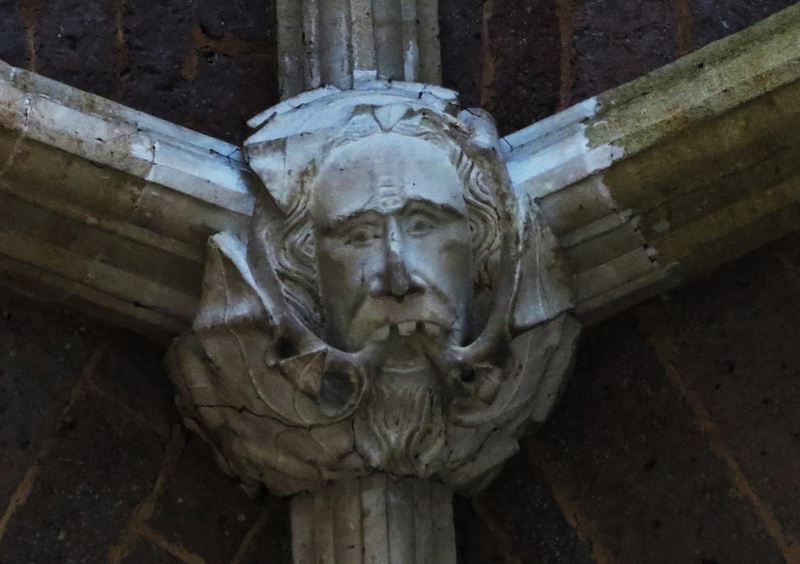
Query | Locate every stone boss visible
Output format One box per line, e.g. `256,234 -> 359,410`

166,83 -> 580,498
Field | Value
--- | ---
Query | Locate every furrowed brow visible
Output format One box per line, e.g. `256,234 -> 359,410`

400,198 -> 466,219
320,209 -> 382,235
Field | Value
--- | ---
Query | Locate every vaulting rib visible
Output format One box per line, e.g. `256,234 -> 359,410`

0,60 -> 258,341
502,3 -> 800,322
1,3 -> 800,340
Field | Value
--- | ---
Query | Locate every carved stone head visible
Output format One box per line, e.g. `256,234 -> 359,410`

167,83 -> 579,496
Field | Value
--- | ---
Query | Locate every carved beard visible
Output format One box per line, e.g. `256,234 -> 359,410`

356,366 -> 446,476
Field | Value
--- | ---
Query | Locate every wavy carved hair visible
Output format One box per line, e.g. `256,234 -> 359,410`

274,117 -> 503,331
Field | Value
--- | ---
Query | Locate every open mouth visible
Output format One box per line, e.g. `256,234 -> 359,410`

362,321 -> 456,372
366,321 -> 445,343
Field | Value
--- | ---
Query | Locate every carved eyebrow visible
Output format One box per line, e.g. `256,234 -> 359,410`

400,199 -> 466,220
319,197 -> 466,235
320,209 -> 382,235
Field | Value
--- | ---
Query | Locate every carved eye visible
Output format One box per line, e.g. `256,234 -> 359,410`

405,213 -> 438,235
345,224 -> 381,247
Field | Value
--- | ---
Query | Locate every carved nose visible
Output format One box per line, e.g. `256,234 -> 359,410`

370,220 -> 422,298
387,239 -> 412,297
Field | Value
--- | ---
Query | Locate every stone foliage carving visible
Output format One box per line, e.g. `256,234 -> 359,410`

166,82 -> 580,497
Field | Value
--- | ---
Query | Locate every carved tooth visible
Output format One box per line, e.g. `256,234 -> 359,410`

423,322 -> 441,336
373,326 -> 390,341
398,321 -> 416,336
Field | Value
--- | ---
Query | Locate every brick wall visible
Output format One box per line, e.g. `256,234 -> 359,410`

0,1 -> 799,563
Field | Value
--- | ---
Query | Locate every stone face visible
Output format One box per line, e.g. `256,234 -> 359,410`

165,81 -> 580,564
166,83 -> 579,503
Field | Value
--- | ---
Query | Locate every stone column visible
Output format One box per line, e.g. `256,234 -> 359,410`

276,0 -> 441,97
291,475 -> 456,564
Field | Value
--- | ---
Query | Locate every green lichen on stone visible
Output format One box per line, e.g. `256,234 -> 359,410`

574,3 -> 800,280
584,2 -> 800,155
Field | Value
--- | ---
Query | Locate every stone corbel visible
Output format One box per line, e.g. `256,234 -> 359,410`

1,3 -> 800,560
167,81 -> 581,562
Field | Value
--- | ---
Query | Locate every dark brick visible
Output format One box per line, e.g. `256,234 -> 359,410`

122,0 -> 197,124
692,0 -> 798,49
121,539 -> 184,564
0,398 -> 163,564
572,0 -> 674,103
660,231 -> 800,542
454,494 -> 506,564
147,435 -> 264,562
35,0 -> 117,98
471,454 -> 593,564
241,497 -> 292,564
484,0 -> 561,135
122,0 -> 277,144
0,0 -> 26,68
175,49 -> 277,144
92,331 -> 177,435
439,0 -> 483,108
534,313 -> 785,564
0,291 -> 99,511
195,0 -> 274,43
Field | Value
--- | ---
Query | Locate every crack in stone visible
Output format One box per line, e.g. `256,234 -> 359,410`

194,403 -> 309,429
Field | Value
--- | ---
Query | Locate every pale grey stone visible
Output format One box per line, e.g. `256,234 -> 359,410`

166,84 -> 579,562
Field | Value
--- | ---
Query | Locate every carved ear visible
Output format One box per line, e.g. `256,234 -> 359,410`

457,108 -> 500,150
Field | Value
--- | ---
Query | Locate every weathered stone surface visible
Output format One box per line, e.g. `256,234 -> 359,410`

168,83 -> 578,562
276,0 -> 441,97
0,57 -> 257,339
0,2 -> 796,563
169,83 -> 577,497
3,4 -> 800,341
0,238 -> 797,562
504,3 -> 800,323
195,0 -> 274,42
292,476 -> 457,564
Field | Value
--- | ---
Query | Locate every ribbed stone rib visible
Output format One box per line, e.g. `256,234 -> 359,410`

291,476 -> 456,564
1,5 -> 800,337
